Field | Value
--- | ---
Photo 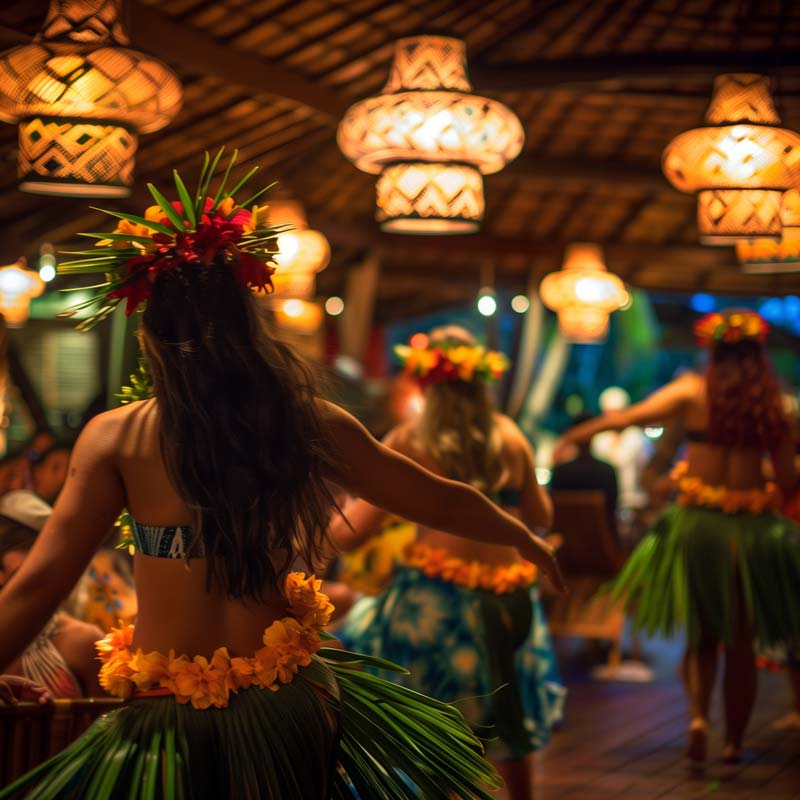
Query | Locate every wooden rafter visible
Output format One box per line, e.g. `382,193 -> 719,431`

471,50 -> 800,90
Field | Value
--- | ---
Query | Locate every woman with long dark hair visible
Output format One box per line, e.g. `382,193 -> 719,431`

332,326 -> 565,800
0,159 -> 562,800
554,310 -> 800,765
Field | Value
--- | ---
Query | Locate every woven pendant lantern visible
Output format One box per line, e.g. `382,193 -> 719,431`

0,259 -> 45,327
337,35 -> 523,234
268,201 -> 330,298
737,189 -> 800,273
0,0 -> 182,197
540,244 -> 629,343
275,298 -> 323,334
663,74 -> 800,244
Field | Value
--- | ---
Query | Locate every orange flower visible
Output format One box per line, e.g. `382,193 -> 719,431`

228,656 -> 257,691
95,624 -> 134,659
167,648 -> 231,709
284,572 -> 334,628
127,649 -> 170,689
98,652 -> 134,699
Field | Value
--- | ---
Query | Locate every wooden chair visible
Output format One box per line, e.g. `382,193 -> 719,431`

544,491 -> 628,668
0,697 -> 122,788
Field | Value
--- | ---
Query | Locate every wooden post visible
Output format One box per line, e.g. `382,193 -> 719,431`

337,252 -> 380,372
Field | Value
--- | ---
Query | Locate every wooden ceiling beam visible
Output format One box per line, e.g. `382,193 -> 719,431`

125,2 -> 351,118
470,50 -> 800,91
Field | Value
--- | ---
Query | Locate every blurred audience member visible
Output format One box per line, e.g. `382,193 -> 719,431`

592,388 -> 650,510
29,443 -> 71,503
551,412 -> 619,519
0,490 -> 103,697
0,449 -> 27,495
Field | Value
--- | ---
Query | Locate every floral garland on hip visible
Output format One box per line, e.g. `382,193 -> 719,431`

58,149 -> 284,330
96,573 -> 334,709
395,333 -> 509,388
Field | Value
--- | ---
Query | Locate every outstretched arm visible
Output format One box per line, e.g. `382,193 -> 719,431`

0,414 -> 124,671
554,375 -> 694,460
320,402 -> 564,590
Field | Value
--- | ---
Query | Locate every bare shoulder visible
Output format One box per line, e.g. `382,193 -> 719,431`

77,400 -> 156,453
494,413 -> 530,449
56,614 -> 104,651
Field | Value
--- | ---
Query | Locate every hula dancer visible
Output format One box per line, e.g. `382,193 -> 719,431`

333,326 -> 565,800
0,154 -> 562,799
554,310 -> 800,766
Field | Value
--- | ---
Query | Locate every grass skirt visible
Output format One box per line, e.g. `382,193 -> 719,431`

337,567 -> 565,760
611,505 -> 800,647
0,650 -> 500,800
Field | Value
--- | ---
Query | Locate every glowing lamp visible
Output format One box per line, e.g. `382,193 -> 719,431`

663,74 -> 800,244
539,244 -> 628,343
325,296 -> 345,316
337,35 -> 523,234
274,298 -> 323,334
0,259 -> 45,327
269,201 -> 330,280
736,189 -> 800,273
0,0 -> 182,197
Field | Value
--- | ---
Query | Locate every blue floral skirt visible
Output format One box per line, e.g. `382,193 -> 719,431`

338,567 -> 565,760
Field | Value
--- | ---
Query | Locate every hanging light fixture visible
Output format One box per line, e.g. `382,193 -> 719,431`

0,0 -> 182,197
662,74 -> 800,244
0,259 -> 45,327
737,189 -> 800,273
268,201 -> 330,298
337,35 -> 524,234
539,244 -> 629,343
275,298 -> 323,334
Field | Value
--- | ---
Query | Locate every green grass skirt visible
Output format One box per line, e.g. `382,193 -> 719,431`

610,505 -> 800,647
0,649 -> 500,800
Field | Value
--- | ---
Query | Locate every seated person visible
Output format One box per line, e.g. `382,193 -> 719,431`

29,443 -> 72,504
550,413 -> 619,519
0,490 -> 103,697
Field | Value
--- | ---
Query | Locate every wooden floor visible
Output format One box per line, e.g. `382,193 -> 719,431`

536,642 -> 800,799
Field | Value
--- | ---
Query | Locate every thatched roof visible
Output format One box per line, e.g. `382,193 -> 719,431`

2,0 -> 800,321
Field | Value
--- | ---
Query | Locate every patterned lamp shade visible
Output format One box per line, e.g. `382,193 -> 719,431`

663,74 -> 800,244
268,201 -> 330,291
0,0 -> 182,197
539,244 -> 629,343
337,36 -> 523,234
0,259 -> 45,327
736,189 -> 800,273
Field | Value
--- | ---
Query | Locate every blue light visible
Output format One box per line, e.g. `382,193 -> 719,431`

759,297 -> 785,325
783,295 -> 800,323
690,293 -> 715,313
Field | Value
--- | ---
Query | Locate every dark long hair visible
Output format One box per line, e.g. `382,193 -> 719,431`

418,326 -> 505,493
706,339 -> 788,451
141,259 -> 339,600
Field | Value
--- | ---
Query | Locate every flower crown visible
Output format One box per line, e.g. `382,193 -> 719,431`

394,335 -> 510,388
694,311 -> 769,347
59,149 -> 284,330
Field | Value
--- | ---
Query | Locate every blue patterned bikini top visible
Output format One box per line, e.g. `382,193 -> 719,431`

131,518 -> 205,559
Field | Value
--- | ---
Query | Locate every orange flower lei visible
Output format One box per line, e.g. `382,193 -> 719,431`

404,542 -> 537,594
670,461 -> 782,514
95,573 -> 334,709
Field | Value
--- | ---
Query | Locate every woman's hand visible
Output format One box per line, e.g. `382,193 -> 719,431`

518,533 -> 566,593
0,675 -> 53,705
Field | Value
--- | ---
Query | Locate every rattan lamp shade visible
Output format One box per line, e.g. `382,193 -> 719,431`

663,74 -> 800,244
0,0 -> 182,197
0,259 -> 45,327
539,244 -> 628,343
337,36 -> 523,234
736,189 -> 800,273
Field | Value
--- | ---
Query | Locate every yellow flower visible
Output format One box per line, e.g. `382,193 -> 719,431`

285,572 -> 334,628
405,347 -> 438,375
228,656 -> 256,691
245,204 -> 269,233
261,617 -> 317,685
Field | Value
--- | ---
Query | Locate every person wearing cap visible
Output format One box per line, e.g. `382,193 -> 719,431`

0,490 -> 103,698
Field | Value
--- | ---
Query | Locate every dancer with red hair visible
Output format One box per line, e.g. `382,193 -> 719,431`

555,310 -> 800,765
